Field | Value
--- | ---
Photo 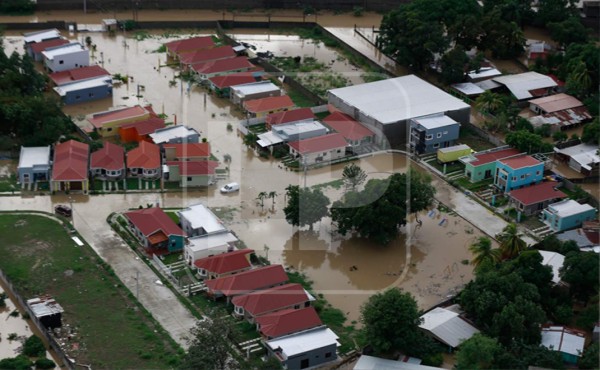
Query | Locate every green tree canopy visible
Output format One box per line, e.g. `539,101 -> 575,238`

535,0 -> 578,26
578,342 -> 599,369
440,46 -> 469,85
548,16 -> 590,47
455,333 -> 502,370
559,251 -> 599,304
581,117 -> 599,145
342,163 -> 367,192
498,223 -> 527,259
283,185 -> 330,230
505,130 -> 553,154
469,237 -> 501,271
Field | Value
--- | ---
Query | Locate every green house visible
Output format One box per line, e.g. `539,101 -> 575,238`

460,147 -> 520,182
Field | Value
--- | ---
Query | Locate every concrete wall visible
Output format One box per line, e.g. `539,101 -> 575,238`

62,84 -> 113,105
44,49 -> 89,73
281,342 -> 338,369
180,174 -> 214,187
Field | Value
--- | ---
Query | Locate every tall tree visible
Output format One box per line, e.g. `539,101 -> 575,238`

342,163 -> 367,192
283,185 -> 330,230
559,251 -> 599,304
581,117 -> 599,145
498,223 -> 527,259
566,60 -> 593,98
455,333 -> 502,370
268,191 -> 278,209
469,237 -> 501,270
536,0 -> 578,26
481,11 -> 525,59
440,46 -> 469,85
256,191 -> 268,210
474,91 -> 505,115
578,342 -> 599,369
489,296 -> 546,345
505,130 -> 554,154
548,17 -> 589,48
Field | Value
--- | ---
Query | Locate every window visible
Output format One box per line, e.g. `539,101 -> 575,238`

436,132 -> 442,138
294,304 -> 300,309
443,130 -> 448,134
75,95 -> 80,100
536,171 -> 540,175
59,60 -> 64,64
325,352 -> 332,358
337,149 -> 341,153
89,93 -> 94,98
323,152 -> 327,156
425,134 -> 433,140
433,143 -> 440,148
107,128 -> 112,131
520,175 -> 525,179
187,177 -> 192,181
512,177 -> 517,181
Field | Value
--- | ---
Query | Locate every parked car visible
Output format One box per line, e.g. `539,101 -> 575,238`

220,182 -> 240,193
54,205 -> 72,217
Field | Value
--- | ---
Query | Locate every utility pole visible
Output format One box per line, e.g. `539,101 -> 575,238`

136,270 -> 139,299
83,0 -> 87,14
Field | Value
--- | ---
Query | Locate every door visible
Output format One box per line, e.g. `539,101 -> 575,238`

300,359 -> 309,369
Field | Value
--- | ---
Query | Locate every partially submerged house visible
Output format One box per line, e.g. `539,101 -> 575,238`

194,249 -> 253,280
178,45 -> 236,70
256,307 -> 323,340
541,326 -> 586,364
322,111 -> 375,150
265,108 -> 315,130
119,117 -> 165,143
409,114 -> 460,155
230,81 -> 282,105
28,38 -> 69,62
53,75 -> 113,105
207,72 -> 262,97
163,143 -> 211,161
205,265 -> 288,301
264,327 -> 340,370
460,147 -> 521,182
554,143 -> 599,177
164,160 -> 219,187
49,65 -> 111,86
541,199 -> 597,232
149,125 -> 200,145
288,133 -> 348,166
177,203 -> 227,237
51,140 -> 89,193
508,181 -> 567,216
493,154 -> 544,193
127,141 -> 162,179
327,75 -> 470,148
42,43 -> 89,73
165,36 -> 215,59
492,72 -> 558,103
528,93 -> 591,132
419,306 -> 480,350
232,283 -> 312,322
17,146 -> 51,188
23,29 -> 61,52
244,95 -> 295,118
89,105 -> 153,137
184,232 -> 239,265
192,56 -> 256,80
124,207 -> 186,254
90,142 -> 125,180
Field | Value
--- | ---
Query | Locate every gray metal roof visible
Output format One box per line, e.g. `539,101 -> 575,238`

18,146 -> 51,169
419,307 -> 479,348
353,355 -> 443,370
541,326 -> 585,357
492,72 -> 557,100
411,114 -> 458,130
27,296 -> 64,318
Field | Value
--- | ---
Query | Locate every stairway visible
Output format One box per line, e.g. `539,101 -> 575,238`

531,224 -> 553,238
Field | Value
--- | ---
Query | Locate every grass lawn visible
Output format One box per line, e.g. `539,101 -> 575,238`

454,177 -> 494,192
286,88 -> 316,108
0,214 -> 182,368
0,173 -> 18,192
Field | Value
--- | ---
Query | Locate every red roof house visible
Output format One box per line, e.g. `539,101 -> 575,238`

256,307 -> 323,339
179,45 -> 236,69
208,73 -> 260,92
165,36 -> 215,58
163,143 -> 211,161
90,142 -> 125,180
124,207 -> 186,254
265,108 -> 315,130
231,283 -> 311,322
288,133 -> 348,165
243,95 -> 295,118
51,140 -> 89,193
29,38 -> 69,61
127,141 -> 161,179
49,65 -> 111,86
467,148 -> 521,167
192,56 -> 256,79
119,116 -> 166,143
88,105 -> 153,137
323,111 -> 375,145
194,249 -> 254,279
204,265 -> 288,301
508,181 -> 567,215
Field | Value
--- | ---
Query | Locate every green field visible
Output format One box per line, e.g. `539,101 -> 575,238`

0,214 -> 182,369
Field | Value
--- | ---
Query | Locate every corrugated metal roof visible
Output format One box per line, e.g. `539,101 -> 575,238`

150,125 -> 199,144
492,72 -> 557,100
265,327 -> 340,357
41,42 -> 85,60
541,326 -> 585,357
178,203 -> 226,234
23,29 -> 61,44
538,250 -> 565,284
547,199 -> 596,217
18,146 -> 51,169
231,81 -> 280,96
27,296 -> 64,318
354,355 -> 443,370
451,82 -> 485,96
419,307 -> 479,348
53,76 -> 112,96
412,114 -> 458,130
187,232 -> 238,252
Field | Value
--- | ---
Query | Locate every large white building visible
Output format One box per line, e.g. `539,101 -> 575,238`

42,43 -> 89,73
327,75 -> 470,148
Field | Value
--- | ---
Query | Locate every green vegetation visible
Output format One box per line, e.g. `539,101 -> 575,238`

283,185 -> 330,230
0,0 -> 35,15
34,358 -> 57,369
22,335 -> 45,358
458,129 -> 496,152
153,44 -> 167,53
271,56 -> 324,73
285,87 -> 316,108
0,214 -> 182,368
0,355 -> 33,370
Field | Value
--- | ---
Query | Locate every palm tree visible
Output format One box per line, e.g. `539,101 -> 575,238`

474,91 -> 505,115
498,223 -> 527,259
257,191 -> 268,210
469,237 -> 501,269
268,191 -> 278,209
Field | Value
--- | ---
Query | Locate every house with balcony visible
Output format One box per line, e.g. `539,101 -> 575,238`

288,133 -> 348,166
256,307 -> 323,340
493,154 -> 544,193
50,140 -> 89,193
42,43 -> 89,73
90,142 -> 125,180
460,147 -> 521,183
127,141 -> 161,179
194,249 -> 254,280
264,327 -> 340,370
17,146 -> 51,189
204,265 -> 288,302
508,181 -> 567,216
541,199 -> 597,232
124,207 -> 186,254
232,283 -> 313,323
409,114 -> 460,155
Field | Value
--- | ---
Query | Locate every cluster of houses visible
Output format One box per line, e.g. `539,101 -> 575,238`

121,204 -> 340,369
23,29 -> 113,105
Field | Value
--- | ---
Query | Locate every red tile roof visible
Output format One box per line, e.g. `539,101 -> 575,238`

469,148 -> 521,167
266,108 -> 315,127
119,117 -> 166,136
166,160 -> 219,176
49,65 -> 111,86
179,45 -> 236,65
244,95 -> 294,114
231,283 -> 309,317
508,181 -> 567,206
288,133 -> 348,155
205,265 -> 288,297
256,307 -> 322,338
499,155 -> 541,169
163,143 -> 211,158
30,38 -> 69,54
323,111 -> 375,141
194,249 -> 254,274
192,56 -> 255,75
124,207 -> 186,238
165,36 -> 215,54
89,105 -> 149,129
209,73 -> 259,89
90,142 -> 124,171
127,141 -> 161,169
52,140 -> 89,181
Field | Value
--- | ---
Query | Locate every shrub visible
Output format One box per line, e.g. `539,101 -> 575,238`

422,352 -> 444,367
22,335 -> 46,357
0,356 -> 34,370
353,6 -> 364,16
35,358 -> 56,369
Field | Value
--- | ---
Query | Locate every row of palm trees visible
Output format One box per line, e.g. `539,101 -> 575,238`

469,223 -> 527,268
256,191 -> 278,210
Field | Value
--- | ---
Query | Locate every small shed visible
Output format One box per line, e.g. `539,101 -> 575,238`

27,296 -> 64,329
419,306 -> 479,350
541,326 -> 586,364
230,81 -> 282,105
101,19 -> 118,32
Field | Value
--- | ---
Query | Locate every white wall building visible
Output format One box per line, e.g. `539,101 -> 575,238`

42,43 -> 89,73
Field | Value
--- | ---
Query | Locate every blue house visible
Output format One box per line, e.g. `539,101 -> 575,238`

17,146 -> 51,189
264,327 -> 340,369
542,199 -> 597,232
410,114 -> 460,154
53,76 -> 113,105
494,155 -> 544,193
